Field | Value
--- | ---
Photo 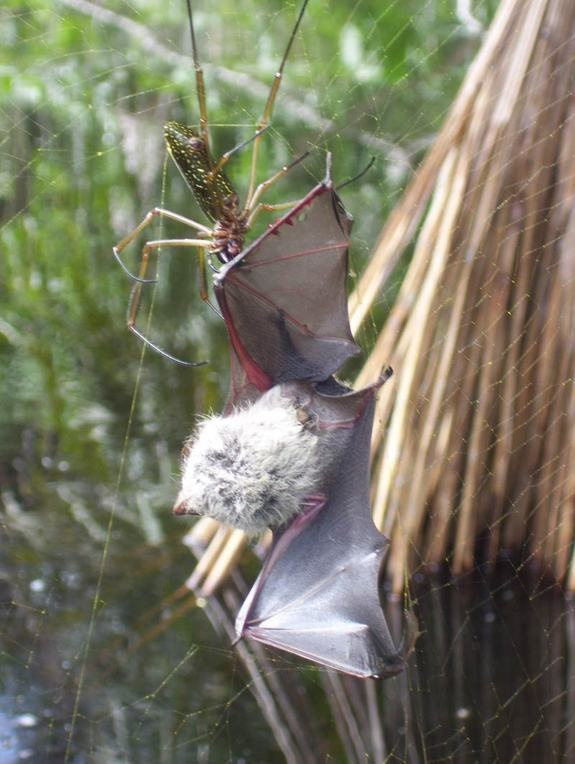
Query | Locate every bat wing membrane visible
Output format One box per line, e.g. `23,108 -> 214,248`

216,167 -> 359,406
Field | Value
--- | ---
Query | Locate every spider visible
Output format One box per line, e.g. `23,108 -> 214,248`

114,0 -> 310,366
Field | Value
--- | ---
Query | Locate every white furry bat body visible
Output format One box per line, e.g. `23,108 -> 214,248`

173,385 -> 327,533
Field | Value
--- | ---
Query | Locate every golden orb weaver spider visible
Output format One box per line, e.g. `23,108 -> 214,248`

114,0 -> 311,366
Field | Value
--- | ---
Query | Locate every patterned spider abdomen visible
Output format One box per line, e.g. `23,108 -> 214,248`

164,121 -> 238,223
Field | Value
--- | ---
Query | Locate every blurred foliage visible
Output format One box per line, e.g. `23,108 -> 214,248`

0,0 -> 494,522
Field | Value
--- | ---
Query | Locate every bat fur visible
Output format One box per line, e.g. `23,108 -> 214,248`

174,385 -> 326,533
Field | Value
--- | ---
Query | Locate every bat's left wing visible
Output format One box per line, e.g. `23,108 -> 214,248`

235,377 -> 416,678
215,158 -> 360,407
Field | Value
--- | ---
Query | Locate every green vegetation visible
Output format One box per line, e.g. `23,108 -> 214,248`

0,0 -> 490,516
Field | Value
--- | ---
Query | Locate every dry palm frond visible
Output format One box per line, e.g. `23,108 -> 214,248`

354,0 -> 575,591
186,0 -> 575,595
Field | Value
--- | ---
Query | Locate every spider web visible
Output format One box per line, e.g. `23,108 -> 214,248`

1,0 -> 574,761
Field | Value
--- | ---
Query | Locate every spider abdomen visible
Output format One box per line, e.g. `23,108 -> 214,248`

164,121 -> 237,224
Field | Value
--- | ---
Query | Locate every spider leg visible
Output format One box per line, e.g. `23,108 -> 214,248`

197,247 -> 223,319
127,238 -> 214,367
206,127 -> 268,184
246,200 -> 301,229
244,151 -> 310,218
336,156 -> 376,191
186,0 -> 210,152
113,207 -> 211,282
246,0 -> 310,204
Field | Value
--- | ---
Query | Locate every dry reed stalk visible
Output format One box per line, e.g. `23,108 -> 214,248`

183,524 -> 233,591
200,528 -> 247,596
348,0 -> 523,335
486,214 -> 523,562
564,379 -> 575,585
557,213 -> 575,582
365,0 -> 554,586
185,0 -> 575,597
550,100 -> 575,580
382,94 -> 524,580
366,0 -> 575,591
183,516 -> 220,546
371,148 -> 463,523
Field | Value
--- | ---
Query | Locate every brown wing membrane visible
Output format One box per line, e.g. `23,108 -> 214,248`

215,160 -> 359,406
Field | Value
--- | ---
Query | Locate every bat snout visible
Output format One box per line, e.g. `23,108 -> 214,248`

172,500 -> 187,516
172,491 -> 199,517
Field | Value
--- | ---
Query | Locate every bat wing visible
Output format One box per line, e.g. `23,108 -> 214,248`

215,158 -> 360,407
236,377 -> 415,678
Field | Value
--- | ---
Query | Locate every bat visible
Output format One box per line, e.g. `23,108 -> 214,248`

113,0 -> 414,677
175,370 -> 416,677
213,157 -> 360,407
171,159 -> 415,677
